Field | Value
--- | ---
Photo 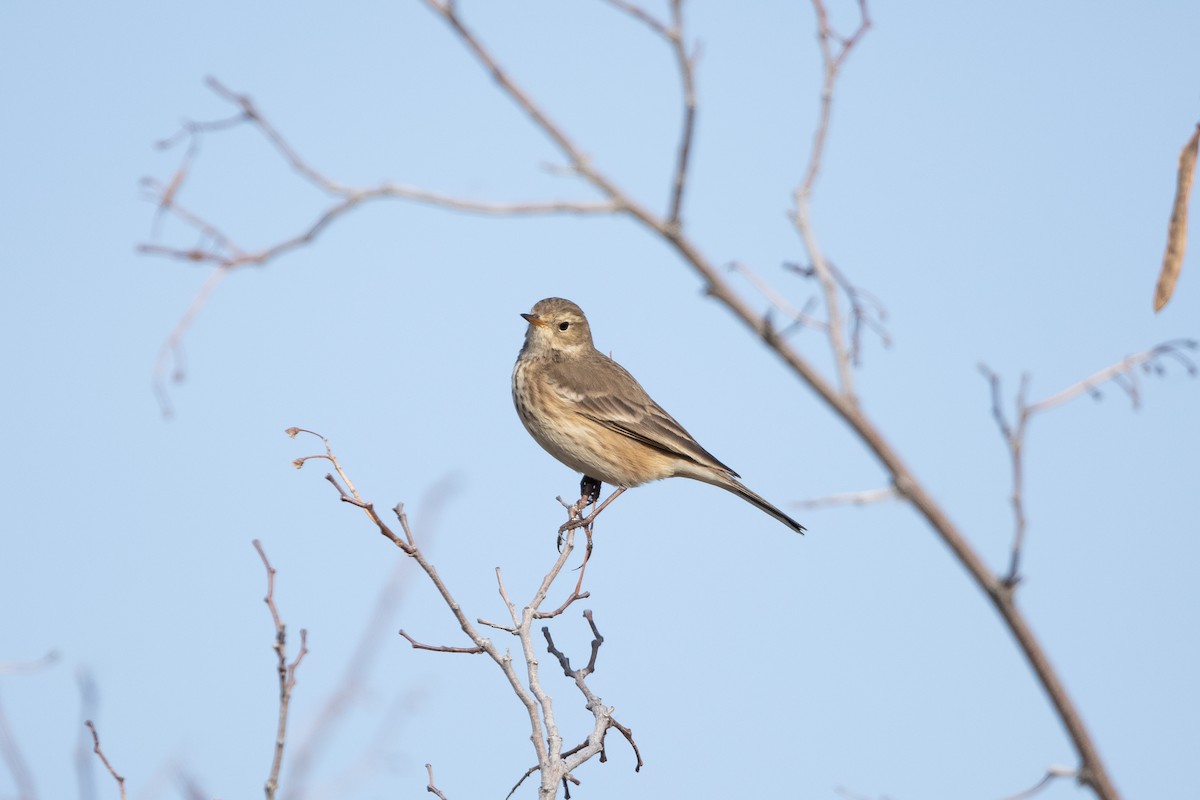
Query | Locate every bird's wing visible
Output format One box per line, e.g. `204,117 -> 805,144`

542,354 -> 739,477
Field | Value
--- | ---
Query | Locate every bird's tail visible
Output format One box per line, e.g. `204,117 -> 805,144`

692,472 -> 805,534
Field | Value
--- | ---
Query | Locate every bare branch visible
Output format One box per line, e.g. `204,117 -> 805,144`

982,340 -> 1197,587
731,261 -> 829,334
784,259 -> 891,365
0,649 -> 60,675
999,765 -> 1078,800
290,430 -> 627,796
598,0 -> 696,225
142,81 -> 617,416
0,696 -> 37,800
284,478 -> 456,797
796,486 -> 896,509
790,0 -> 872,399
401,8 -> 1130,795
84,720 -> 127,800
599,0 -> 669,37
605,716 -> 643,772
666,0 -> 698,227
425,763 -> 450,800
1026,339 -> 1197,415
799,0 -> 871,195
534,586 -> 592,621
399,629 -> 484,654
253,540 -> 309,800
979,365 -> 1030,585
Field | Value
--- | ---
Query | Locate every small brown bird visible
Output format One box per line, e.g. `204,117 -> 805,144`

512,297 -> 805,533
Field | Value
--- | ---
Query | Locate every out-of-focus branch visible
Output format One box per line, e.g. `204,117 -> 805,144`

602,0 -> 698,227
796,486 -> 896,509
981,339 -> 1197,586
731,261 -> 829,335
141,78 -> 618,417
84,720 -> 127,800
999,765 -> 1078,800
0,694 -> 37,800
1026,339 -> 1198,416
784,259 -> 891,366
790,0 -> 871,400
253,540 -> 310,800
0,650 -> 60,675
281,479 -> 456,800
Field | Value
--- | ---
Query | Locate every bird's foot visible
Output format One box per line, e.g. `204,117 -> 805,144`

556,477 -> 603,550
556,486 -> 627,550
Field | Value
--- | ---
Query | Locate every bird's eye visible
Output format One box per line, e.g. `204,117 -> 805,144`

558,321 -> 570,331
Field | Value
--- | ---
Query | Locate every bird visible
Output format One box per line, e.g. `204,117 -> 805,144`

512,297 -> 805,533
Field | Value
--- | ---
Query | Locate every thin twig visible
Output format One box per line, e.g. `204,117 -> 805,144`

1026,339 -> 1197,416
982,340 -> 1198,585
981,367 -> 1031,586
791,0 -> 871,399
84,720 -> 127,800
731,261 -> 829,333
399,629 -> 485,654
998,765 -> 1077,800
253,540 -> 309,800
783,259 -> 891,365
425,763 -> 450,800
795,486 -> 896,509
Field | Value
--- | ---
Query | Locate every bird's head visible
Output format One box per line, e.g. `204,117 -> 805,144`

520,297 -> 595,355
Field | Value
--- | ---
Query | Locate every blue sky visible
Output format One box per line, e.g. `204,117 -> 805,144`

2,2 -> 1198,799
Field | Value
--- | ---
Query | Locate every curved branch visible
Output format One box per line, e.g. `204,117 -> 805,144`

419,3 -> 1121,797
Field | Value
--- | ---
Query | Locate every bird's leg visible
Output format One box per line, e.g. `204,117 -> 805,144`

580,475 -> 602,508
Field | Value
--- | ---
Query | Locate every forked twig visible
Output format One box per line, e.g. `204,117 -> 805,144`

142,78 -> 618,416
790,0 -> 872,398
425,763 -> 451,800
290,429 -> 627,796
253,540 -> 310,800
981,339 -> 1197,585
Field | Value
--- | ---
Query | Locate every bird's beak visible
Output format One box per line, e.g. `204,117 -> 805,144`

521,313 -> 547,328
